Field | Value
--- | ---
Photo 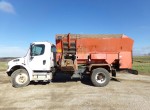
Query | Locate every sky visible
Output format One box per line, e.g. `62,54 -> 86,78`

0,0 -> 150,57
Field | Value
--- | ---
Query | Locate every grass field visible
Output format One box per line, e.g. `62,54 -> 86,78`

132,56 -> 150,75
0,56 -> 150,75
0,62 -> 7,71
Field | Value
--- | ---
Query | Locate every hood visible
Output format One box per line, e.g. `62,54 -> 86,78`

8,57 -> 25,66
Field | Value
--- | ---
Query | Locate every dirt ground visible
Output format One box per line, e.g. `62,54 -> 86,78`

0,72 -> 150,110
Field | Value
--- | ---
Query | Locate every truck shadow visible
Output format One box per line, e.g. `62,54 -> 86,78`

51,73 -> 94,86
52,73 -> 79,83
111,77 -> 120,82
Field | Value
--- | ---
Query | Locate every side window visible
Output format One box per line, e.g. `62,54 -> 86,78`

51,45 -> 56,52
32,44 -> 45,56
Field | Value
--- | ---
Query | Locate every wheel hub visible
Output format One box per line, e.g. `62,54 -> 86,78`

95,73 -> 106,84
19,76 -> 26,83
16,73 -> 28,84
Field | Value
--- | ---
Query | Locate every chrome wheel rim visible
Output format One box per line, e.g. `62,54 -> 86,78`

95,73 -> 106,84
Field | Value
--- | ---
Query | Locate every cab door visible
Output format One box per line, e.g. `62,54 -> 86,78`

29,44 -> 50,71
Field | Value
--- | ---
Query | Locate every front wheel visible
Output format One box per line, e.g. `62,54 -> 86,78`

91,68 -> 110,87
11,69 -> 30,88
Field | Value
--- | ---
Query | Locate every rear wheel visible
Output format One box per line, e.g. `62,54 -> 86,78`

11,69 -> 30,88
91,68 -> 110,87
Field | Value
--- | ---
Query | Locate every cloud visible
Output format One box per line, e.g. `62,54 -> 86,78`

0,46 -> 27,57
0,1 -> 15,14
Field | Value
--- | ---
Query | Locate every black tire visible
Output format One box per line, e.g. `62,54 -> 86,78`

11,69 -> 30,88
91,68 -> 110,87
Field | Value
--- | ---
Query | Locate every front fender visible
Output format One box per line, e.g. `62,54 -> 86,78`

7,64 -> 33,81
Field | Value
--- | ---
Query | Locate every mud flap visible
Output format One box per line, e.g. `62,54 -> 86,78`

112,69 -> 116,77
128,69 -> 138,75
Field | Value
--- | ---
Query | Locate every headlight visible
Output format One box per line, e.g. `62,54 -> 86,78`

13,59 -> 20,62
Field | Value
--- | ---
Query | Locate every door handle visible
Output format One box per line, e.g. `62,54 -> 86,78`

43,60 -> 46,65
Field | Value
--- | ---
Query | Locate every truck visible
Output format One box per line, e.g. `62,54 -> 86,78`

6,33 -> 135,88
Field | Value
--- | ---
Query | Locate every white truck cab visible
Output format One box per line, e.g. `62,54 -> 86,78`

7,42 -> 56,88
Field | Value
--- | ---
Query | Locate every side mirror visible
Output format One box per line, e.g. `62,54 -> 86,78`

30,43 -> 34,57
